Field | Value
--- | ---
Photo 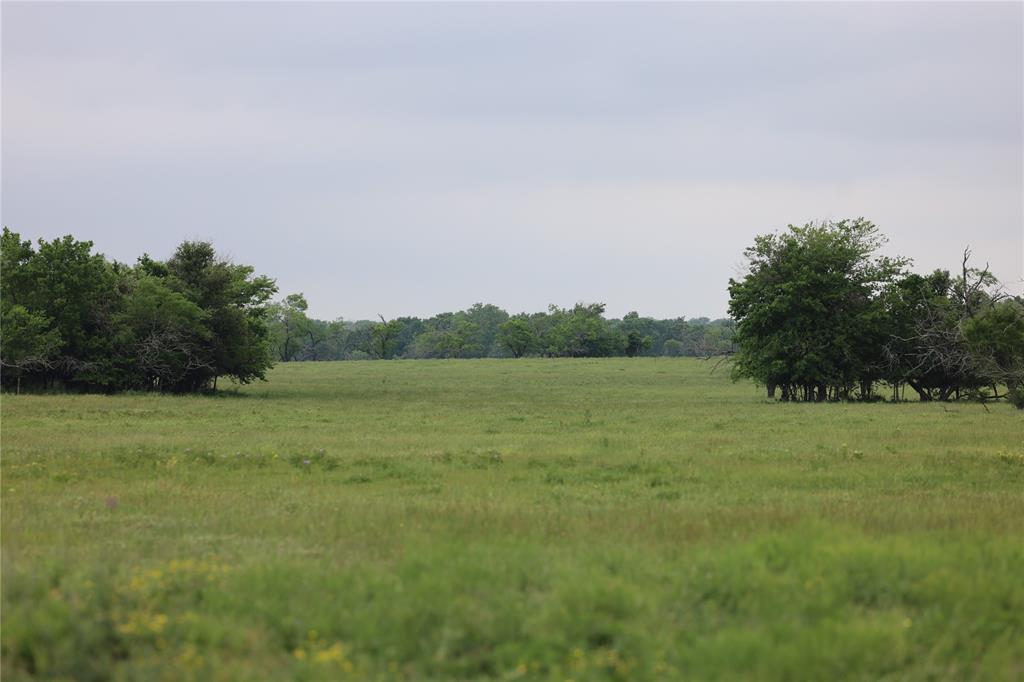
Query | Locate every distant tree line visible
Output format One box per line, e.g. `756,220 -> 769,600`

1,227 -> 734,393
1,228 -> 276,393
265,299 -> 736,362
728,219 -> 1024,407
17,220 -> 1014,406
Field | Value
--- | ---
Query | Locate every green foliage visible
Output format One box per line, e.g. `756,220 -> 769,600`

1,230 -> 124,389
390,316 -> 427,356
884,263 -> 1021,403
497,317 -> 535,358
0,305 -> 62,389
163,241 -> 277,388
403,305 -> 506,359
662,339 -> 686,357
880,270 -> 956,395
461,303 -> 510,356
266,294 -> 313,361
729,219 -> 907,401
264,300 -> 736,362
624,331 -> 652,357
0,228 -> 275,393
369,317 -> 403,359
0,228 -> 35,303
545,303 -> 625,357
617,312 -> 653,358
406,329 -> 471,359
116,276 -> 208,390
729,220 -> 1018,405
962,298 -> 1024,398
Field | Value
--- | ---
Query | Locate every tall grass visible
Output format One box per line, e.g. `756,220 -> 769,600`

3,358 -> 1022,679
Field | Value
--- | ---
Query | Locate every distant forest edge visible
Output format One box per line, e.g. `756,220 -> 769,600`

0,227 -> 733,394
267,299 -> 735,363
2,220 -> 1022,406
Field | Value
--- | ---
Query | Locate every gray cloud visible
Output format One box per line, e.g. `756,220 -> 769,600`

3,2 -> 1021,320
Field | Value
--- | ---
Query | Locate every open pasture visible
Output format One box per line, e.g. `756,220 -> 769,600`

2,358 -> 1023,680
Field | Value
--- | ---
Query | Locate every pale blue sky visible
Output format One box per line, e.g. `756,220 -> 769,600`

3,2 -> 1021,320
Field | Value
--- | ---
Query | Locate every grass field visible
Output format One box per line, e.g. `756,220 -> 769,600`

2,358 -> 1023,680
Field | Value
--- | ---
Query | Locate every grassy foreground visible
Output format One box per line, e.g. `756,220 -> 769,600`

2,358 -> 1023,680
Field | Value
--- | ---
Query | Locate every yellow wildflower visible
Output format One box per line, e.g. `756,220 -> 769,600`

313,643 -> 345,664
149,613 -> 169,633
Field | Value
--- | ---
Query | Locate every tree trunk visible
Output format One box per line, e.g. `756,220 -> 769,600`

907,380 -> 931,401
767,383 -> 777,399
859,380 -> 871,400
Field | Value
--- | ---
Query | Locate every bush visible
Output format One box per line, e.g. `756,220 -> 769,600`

663,340 -> 686,357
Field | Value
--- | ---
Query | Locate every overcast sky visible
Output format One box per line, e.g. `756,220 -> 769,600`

3,2 -> 1022,321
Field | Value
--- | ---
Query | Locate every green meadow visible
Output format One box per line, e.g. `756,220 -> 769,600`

2,358 -> 1022,680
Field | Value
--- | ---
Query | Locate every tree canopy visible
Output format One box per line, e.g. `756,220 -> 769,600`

261,299 -> 735,362
728,220 -> 1023,406
1,228 -> 276,393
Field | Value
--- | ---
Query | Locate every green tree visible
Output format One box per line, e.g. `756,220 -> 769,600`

617,312 -> 654,357
963,298 -> 1024,406
881,270 -> 966,400
462,303 -> 510,356
662,339 -> 686,357
1,228 -> 35,306
1,231 -> 277,393
623,331 -> 649,357
497,317 -> 535,358
391,316 -> 427,358
1,229 -> 123,389
546,303 -> 625,357
883,253 -> 1023,404
699,319 -> 737,356
728,219 -> 907,401
345,321 -> 376,359
0,305 -> 62,393
161,241 -> 277,389
407,315 -> 482,359
407,330 -> 465,359
116,276 -> 208,391
267,293 -> 316,361
1,229 -> 62,392
370,316 -> 403,359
